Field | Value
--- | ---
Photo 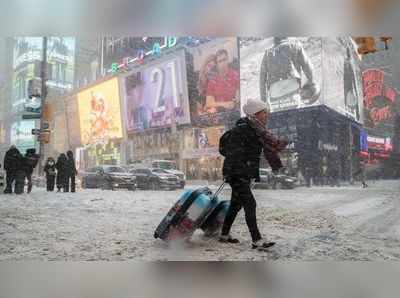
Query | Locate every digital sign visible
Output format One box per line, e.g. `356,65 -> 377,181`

77,78 -> 123,145
123,50 -> 190,131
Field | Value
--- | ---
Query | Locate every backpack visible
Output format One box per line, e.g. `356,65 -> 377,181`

219,130 -> 233,157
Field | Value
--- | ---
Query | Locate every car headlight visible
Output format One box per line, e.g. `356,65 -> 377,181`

160,176 -> 168,180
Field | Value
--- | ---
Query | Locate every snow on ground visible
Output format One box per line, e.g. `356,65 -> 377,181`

0,180 -> 399,261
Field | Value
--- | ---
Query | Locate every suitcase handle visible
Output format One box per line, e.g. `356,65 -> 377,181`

211,182 -> 226,200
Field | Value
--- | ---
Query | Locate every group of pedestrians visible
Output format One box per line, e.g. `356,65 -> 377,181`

2,145 -> 77,194
45,151 -> 77,192
2,145 -> 39,194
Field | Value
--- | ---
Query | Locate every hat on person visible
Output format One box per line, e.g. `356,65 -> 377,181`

243,99 -> 269,116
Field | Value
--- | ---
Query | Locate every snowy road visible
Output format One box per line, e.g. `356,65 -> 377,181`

0,180 -> 399,261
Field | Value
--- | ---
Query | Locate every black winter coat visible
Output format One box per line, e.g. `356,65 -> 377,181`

44,163 -> 56,177
56,155 -> 68,184
65,157 -> 77,177
3,148 -> 23,172
22,152 -> 39,175
222,117 -> 283,181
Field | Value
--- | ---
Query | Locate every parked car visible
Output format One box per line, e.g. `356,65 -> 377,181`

253,168 -> 297,190
252,168 -> 272,189
81,165 -> 137,191
151,160 -> 186,188
129,167 -> 179,190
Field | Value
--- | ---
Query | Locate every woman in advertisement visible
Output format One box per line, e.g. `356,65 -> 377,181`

125,73 -> 149,131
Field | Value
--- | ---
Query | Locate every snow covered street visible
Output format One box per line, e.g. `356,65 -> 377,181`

0,180 -> 399,261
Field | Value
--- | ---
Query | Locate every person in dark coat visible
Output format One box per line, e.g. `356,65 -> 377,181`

219,99 -> 288,250
3,145 -> 24,194
44,157 -> 56,191
65,150 -> 77,192
56,153 -> 68,192
22,148 -> 40,193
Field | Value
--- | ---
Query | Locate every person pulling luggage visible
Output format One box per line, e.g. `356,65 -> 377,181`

218,99 -> 288,251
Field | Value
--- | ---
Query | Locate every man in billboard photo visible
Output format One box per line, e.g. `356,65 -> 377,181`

259,37 -> 320,111
203,49 -> 239,114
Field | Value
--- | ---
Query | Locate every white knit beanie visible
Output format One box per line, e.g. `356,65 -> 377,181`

243,99 -> 268,116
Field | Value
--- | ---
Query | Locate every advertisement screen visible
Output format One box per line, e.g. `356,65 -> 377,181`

240,37 -> 322,114
362,68 -> 398,137
182,126 -> 225,159
77,78 -> 123,145
10,120 -> 37,153
123,50 -> 190,131
46,37 -> 75,90
322,38 -> 363,122
187,38 -> 240,126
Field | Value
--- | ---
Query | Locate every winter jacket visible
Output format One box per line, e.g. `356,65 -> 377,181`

56,155 -> 68,185
222,117 -> 283,181
44,162 -> 56,177
22,149 -> 39,175
3,147 -> 23,172
65,157 -> 77,177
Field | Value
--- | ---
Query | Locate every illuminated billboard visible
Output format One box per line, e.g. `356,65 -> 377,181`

187,38 -> 240,126
240,37 -> 363,121
362,68 -> 397,136
123,50 -> 190,131
240,37 -> 322,114
77,77 -> 123,145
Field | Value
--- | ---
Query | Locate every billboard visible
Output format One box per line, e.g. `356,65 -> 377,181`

322,37 -> 363,122
10,120 -> 37,152
187,38 -> 240,126
240,37 -> 322,114
240,37 -> 364,120
362,68 -> 398,137
123,50 -> 190,132
182,126 -> 225,159
77,78 -> 123,145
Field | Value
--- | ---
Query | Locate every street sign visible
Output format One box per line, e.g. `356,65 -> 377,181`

22,114 -> 41,120
31,129 -> 41,135
25,106 -> 41,113
40,129 -> 51,134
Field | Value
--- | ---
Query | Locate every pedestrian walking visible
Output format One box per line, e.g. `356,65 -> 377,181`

44,157 -> 56,191
3,145 -> 24,194
65,150 -> 77,192
218,99 -> 288,250
56,153 -> 68,192
22,148 -> 39,193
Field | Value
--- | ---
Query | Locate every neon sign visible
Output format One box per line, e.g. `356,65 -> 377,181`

108,36 -> 177,74
362,69 -> 397,126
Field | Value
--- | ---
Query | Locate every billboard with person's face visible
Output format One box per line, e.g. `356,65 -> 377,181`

123,50 -> 190,132
240,37 -> 363,121
187,38 -> 240,126
240,37 -> 322,114
77,78 -> 123,145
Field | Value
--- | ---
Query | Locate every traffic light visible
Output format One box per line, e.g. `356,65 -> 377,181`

355,37 -> 377,55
